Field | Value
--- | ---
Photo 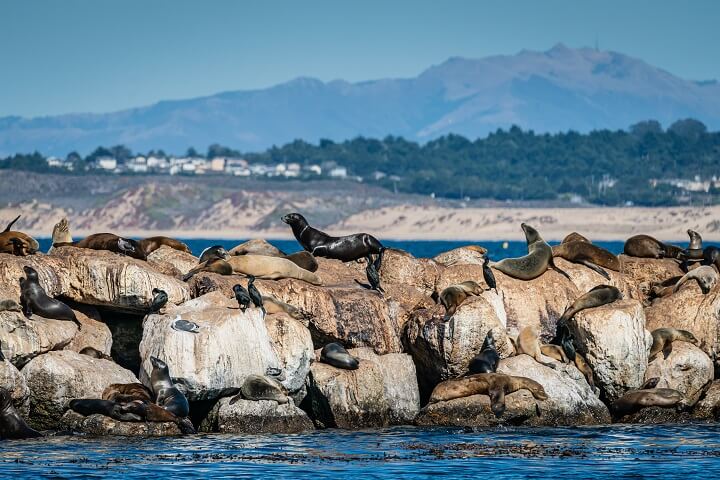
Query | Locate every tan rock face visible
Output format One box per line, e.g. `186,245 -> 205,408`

0,252 -> 67,301
21,350 -> 138,430
644,342 -> 714,401
265,313 -> 314,398
63,304 -> 112,356
379,248 -> 441,297
497,355 -> 610,425
138,292 -> 282,401
147,245 -> 198,278
569,299 -> 649,402
433,246 -> 487,266
0,359 -> 30,415
619,256 -> 684,302
554,258 -> 635,300
0,312 -> 77,367
202,397 -> 314,434
60,411 -> 181,436
305,348 -> 420,429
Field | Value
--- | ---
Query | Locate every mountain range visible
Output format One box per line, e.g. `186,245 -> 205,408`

1,43 -> 719,156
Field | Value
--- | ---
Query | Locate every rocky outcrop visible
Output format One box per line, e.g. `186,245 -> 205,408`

304,348 -> 420,428
693,380 -> 720,420
569,299 -> 650,402
433,246 -> 487,266
138,291 -> 282,401
0,312 -> 78,367
63,304 -> 112,355
60,411 -> 181,436
619,256 -> 684,301
22,350 -> 138,430
265,313 -> 313,401
416,391 -> 540,427
0,359 -> 30,415
202,397 -> 314,434
644,342 -> 714,401
554,258 -> 635,300
147,245 -> 198,279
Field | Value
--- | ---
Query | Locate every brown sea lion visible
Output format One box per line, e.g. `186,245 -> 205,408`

557,285 -> 622,325
283,251 -> 319,272
561,232 -> 590,244
51,219 -> 146,260
227,255 -> 322,285
648,328 -> 698,361
229,375 -> 289,405
138,236 -> 191,256
182,257 -> 233,281
439,281 -> 484,319
552,241 -> 620,279
492,224 -> 567,280
672,265 -> 718,294
79,346 -> 113,361
68,398 -> 142,422
516,326 -> 556,369
611,388 -> 684,420
263,295 -> 312,322
0,215 -> 39,255
429,372 -> 548,417
623,234 -> 683,259
540,344 -> 569,363
102,382 -> 153,404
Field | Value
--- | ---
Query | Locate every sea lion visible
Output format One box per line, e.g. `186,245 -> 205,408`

149,288 -> 168,313
551,241 -> 620,279
182,257 -> 233,281
20,266 -> 80,327
118,400 -> 195,433
52,225 -> 147,260
429,373 -> 548,417
482,256 -> 497,293
0,387 -> 42,439
439,281 -> 484,319
320,343 -> 359,370
0,299 -> 22,312
648,328 -> 699,361
7,237 -> 29,256
281,212 -> 385,264
229,375 -> 289,405
516,326 -> 556,369
562,232 -> 590,244
703,246 -> 720,269
672,265 -> 718,294
68,399 -> 142,422
149,357 -> 190,418
79,346 -> 113,361
492,223 -> 566,281
540,344 -> 569,363
246,275 -> 265,314
227,255 -> 322,285
283,251 -> 319,273
557,285 -> 622,325
0,215 -> 39,256
467,330 -> 500,374
262,295 -> 311,322
199,245 -> 230,263
683,229 -> 704,261
541,343 -> 596,391
102,383 -> 153,404
611,388 -> 684,420
233,284 -> 251,312
623,234 -> 683,259
138,236 -> 191,256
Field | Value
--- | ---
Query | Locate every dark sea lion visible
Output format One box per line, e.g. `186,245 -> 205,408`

439,281 -> 483,319
703,246 -> 720,269
467,330 -> 500,374
672,265 -> 718,294
182,257 -> 233,281
0,299 -> 22,312
102,383 -> 154,404
247,275 -> 265,314
492,224 -> 566,280
551,241 -> 620,279
68,399 -> 142,422
0,387 -> 42,439
611,388 -> 684,420
429,373 -> 548,417
648,328 -> 698,361
198,245 -> 230,264
149,288 -> 168,313
683,229 -> 704,261
623,234 -> 683,259
79,346 -> 113,361
233,284 -> 251,312
20,266 -> 80,327
516,326 -> 556,369
284,251 -> 319,272
562,232 -> 590,244
118,400 -> 195,432
482,256 -> 497,293
138,236 -> 191,256
149,357 -> 190,418
229,375 -> 289,405
281,212 -> 385,264
8,237 -> 29,256
320,343 -> 359,370
557,285 -> 622,325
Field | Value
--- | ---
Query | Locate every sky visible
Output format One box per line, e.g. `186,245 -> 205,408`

0,0 -> 718,117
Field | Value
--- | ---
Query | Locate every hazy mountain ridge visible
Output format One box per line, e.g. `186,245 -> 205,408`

1,44 -> 719,156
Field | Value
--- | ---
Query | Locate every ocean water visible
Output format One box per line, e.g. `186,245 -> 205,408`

3,424 -> 720,477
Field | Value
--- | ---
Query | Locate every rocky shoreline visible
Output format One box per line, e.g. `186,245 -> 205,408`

1,242 -> 719,437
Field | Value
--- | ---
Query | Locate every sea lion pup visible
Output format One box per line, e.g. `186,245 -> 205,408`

551,241 -> 620,280
429,373 -> 548,417
672,265 -> 718,294
20,266 -> 80,328
117,400 -> 196,433
79,346 -> 113,361
182,257 -> 233,281
137,236 -> 191,256
102,383 -> 153,404
648,328 -> 698,361
492,223 -> 567,281
281,212 -> 385,264
149,356 -> 190,418
623,234 -> 683,259
0,215 -> 39,256
51,219 -> 147,260
0,387 -> 42,439
229,375 -> 289,405
227,255 -> 322,285
320,343 -> 359,370
68,399 -> 142,422
0,299 -> 22,312
467,330 -> 500,374
439,281 -> 484,320
562,232 -> 590,244
515,326 -> 557,369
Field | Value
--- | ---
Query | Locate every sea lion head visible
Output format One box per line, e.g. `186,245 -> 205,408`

520,223 -> 542,245
281,213 -> 308,227
199,245 -> 229,262
481,329 -> 496,351
687,229 -> 702,248
22,265 -> 39,282
150,356 -> 169,377
678,330 -> 699,345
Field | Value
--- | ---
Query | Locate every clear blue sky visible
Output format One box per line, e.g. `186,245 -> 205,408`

1,0 -> 718,117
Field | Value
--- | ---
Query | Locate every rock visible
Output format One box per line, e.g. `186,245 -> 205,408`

0,252 -> 67,302
22,350 -> 138,430
644,342 -> 713,401
378,248 -> 440,297
0,359 -> 30,415
620,406 -> 694,425
403,297 -> 513,397
553,258 -> 635,300
60,410 -> 181,436
147,245 -> 198,278
693,380 -> 720,419
138,291 -> 282,402
0,311 -> 78,367
304,348 -> 420,428
569,299 -> 649,402
202,397 -> 314,434
645,285 -> 720,360
618,256 -> 684,302
63,304 -> 112,356
416,392 -> 540,427
433,246 -> 487,266
496,354 -> 610,425
265,313 -> 313,401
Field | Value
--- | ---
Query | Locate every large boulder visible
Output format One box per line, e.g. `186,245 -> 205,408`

0,359 -> 30,415
433,246 -> 487,266
378,248 -> 441,297
63,304 -> 112,356
147,245 -> 198,279
618,256 -> 684,302
403,297 -> 513,397
202,397 -> 314,434
138,291 -> 282,401
569,299 -> 650,402
693,380 -> 720,420
60,411 -> 181,436
265,313 -> 313,401
304,348 -> 420,428
0,311 -> 78,367
644,342 -> 714,401
22,350 -> 138,430
0,252 -> 67,301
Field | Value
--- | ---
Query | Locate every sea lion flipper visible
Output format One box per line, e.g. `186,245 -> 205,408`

3,214 -> 20,233
549,259 -> 571,280
579,260 -> 610,280
662,342 -> 673,359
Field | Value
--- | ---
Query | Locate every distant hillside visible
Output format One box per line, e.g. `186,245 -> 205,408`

1,44 -> 719,156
